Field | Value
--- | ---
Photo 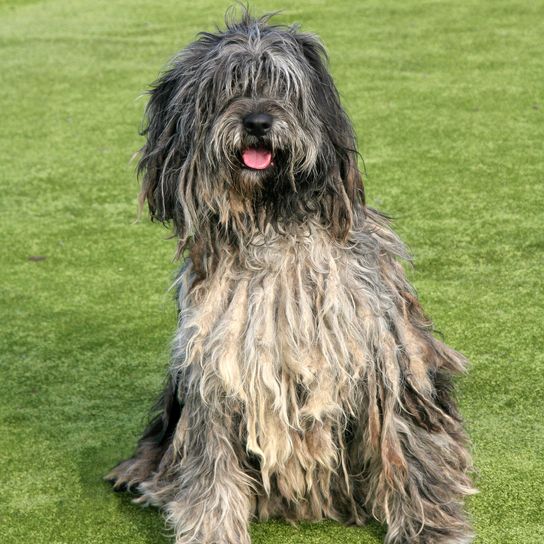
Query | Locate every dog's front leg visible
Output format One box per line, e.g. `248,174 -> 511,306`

164,395 -> 253,544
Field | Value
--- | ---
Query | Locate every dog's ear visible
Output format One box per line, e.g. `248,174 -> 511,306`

138,61 -> 193,236
295,32 -> 365,237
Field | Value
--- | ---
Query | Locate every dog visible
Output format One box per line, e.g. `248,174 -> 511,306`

106,10 -> 475,544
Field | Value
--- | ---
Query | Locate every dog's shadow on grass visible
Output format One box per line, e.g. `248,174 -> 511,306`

81,446 -> 385,544
251,519 -> 386,544
77,446 -> 170,543
110,490 -> 171,544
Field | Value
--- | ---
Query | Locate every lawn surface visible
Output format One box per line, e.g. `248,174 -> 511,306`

1,1 -> 542,543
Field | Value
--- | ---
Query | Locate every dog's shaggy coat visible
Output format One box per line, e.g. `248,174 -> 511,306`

106,12 -> 475,544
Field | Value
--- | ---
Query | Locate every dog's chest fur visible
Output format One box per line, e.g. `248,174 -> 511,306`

171,212 -> 413,517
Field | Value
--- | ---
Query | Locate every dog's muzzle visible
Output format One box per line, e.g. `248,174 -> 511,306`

240,113 -> 274,170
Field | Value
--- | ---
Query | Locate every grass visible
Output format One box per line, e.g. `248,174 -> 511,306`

0,0 -> 542,542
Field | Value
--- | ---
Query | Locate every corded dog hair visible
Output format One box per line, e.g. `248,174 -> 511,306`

107,10 -> 475,544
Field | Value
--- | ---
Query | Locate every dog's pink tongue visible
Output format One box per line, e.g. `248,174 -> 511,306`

242,147 -> 272,170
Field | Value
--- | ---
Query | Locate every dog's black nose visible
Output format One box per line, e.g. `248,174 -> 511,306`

243,112 -> 273,137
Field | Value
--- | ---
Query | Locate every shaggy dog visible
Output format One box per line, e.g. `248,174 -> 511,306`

106,11 -> 475,544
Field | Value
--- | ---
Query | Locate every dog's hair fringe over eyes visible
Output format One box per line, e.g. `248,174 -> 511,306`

108,8 -> 476,544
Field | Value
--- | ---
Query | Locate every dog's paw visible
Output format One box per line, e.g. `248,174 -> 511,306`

104,457 -> 151,494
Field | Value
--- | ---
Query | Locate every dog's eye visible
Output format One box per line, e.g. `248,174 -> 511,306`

224,65 -> 253,97
275,76 -> 289,97
231,66 -> 241,86
268,71 -> 290,99
225,66 -> 240,93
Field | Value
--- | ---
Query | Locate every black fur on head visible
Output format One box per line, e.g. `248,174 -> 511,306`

138,9 -> 365,253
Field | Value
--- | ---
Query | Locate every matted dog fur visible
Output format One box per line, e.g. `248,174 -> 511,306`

106,10 -> 475,544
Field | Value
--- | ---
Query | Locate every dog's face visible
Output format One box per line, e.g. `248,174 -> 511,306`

205,35 -> 323,196
139,13 -> 363,242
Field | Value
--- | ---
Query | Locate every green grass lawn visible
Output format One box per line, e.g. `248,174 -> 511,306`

1,0 -> 542,542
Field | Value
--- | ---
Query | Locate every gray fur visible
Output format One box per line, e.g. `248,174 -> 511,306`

107,10 -> 475,544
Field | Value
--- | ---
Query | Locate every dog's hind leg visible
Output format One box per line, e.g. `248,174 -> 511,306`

344,232 -> 476,542
105,374 -> 182,493
351,333 -> 476,543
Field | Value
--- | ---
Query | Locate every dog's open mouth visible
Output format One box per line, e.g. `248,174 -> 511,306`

241,147 -> 273,170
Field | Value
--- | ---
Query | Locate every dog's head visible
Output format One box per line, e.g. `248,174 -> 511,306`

139,11 -> 364,245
